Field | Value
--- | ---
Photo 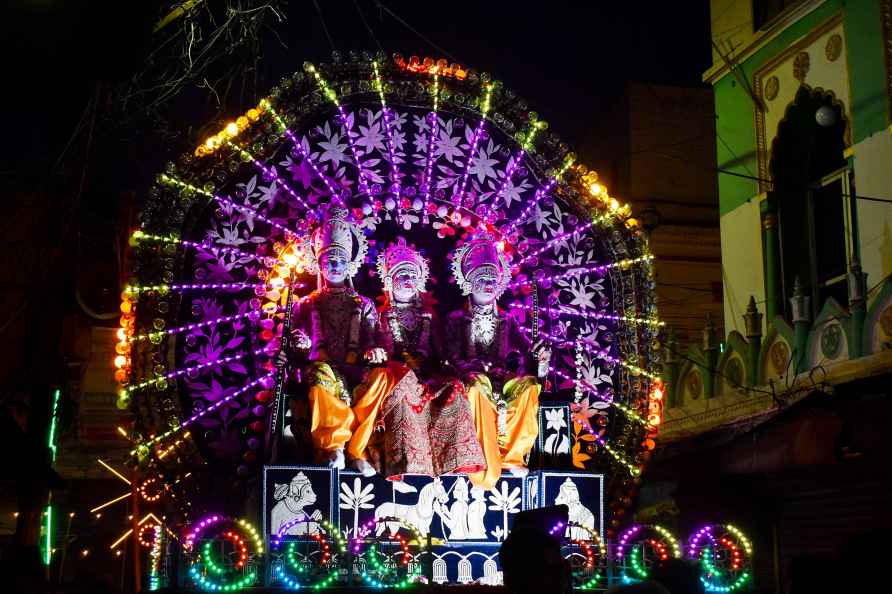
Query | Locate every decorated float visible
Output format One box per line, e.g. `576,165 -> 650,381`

112,51 -> 737,590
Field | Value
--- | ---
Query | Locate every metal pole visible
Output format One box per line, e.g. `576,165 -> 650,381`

131,471 -> 142,593
266,268 -> 298,463
58,513 -> 73,583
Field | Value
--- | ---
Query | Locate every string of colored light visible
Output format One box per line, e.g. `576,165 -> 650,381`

420,74 -> 440,213
272,518 -> 344,589
483,119 -> 548,218
43,388 -> 61,565
261,99 -> 342,198
454,83 -> 494,202
549,522 -> 604,590
121,347 -> 267,397
617,526 -> 681,583
515,216 -> 612,266
226,140 -> 313,212
139,522 -> 161,548
129,309 -> 269,343
158,174 -> 301,240
523,324 -> 659,381
546,365 -> 646,427
507,302 -> 664,327
483,149 -> 524,220
185,516 -> 263,591
351,516 -> 425,589
130,230 -> 275,265
372,61 -> 401,198
140,477 -> 163,502
517,118 -> 548,151
569,403 -> 644,476
189,565 -> 256,591
129,373 -> 273,457
124,282 -> 274,295
196,105 -> 263,157
148,526 -> 162,591
688,524 -> 753,593
304,63 -> 373,200
510,254 -> 655,287
503,153 -> 575,236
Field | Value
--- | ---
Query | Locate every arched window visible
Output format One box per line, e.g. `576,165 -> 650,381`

433,559 -> 448,584
483,559 -> 500,585
770,87 -> 851,318
457,558 -> 473,584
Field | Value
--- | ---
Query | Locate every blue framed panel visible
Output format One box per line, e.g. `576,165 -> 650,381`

336,471 -> 527,545
534,402 -> 573,468
536,470 -> 605,540
262,465 -> 338,546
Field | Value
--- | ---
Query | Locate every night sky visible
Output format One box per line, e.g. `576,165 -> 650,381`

4,0 -> 712,190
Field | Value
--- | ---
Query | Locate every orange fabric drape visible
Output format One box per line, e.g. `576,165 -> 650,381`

347,366 -> 397,462
307,362 -> 355,459
467,374 -> 540,490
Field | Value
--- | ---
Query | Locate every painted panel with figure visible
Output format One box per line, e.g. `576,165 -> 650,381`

539,471 -> 605,539
263,466 -> 335,540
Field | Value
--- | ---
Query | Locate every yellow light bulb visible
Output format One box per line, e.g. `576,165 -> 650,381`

225,122 -> 239,137
282,252 -> 298,266
589,183 -> 603,196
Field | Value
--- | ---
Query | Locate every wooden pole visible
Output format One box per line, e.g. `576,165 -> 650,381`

131,471 -> 141,593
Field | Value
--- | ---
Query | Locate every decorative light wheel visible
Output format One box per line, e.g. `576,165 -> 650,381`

615,524 -> 682,583
550,521 -> 607,590
687,524 -> 753,592
184,515 -> 263,591
271,516 -> 347,590
351,517 -> 426,589
120,52 -> 661,519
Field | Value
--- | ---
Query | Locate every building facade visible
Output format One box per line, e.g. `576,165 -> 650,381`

648,2 -> 892,592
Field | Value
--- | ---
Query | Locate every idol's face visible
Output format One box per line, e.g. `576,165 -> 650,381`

319,250 -> 349,285
470,273 -> 500,306
391,268 -> 420,303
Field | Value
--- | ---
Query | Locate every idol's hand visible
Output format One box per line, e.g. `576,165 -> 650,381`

532,339 -> 552,376
290,328 -> 312,351
276,349 -> 289,368
364,347 -> 388,364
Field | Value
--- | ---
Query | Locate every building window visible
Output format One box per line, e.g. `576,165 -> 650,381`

753,0 -> 807,31
771,87 -> 850,319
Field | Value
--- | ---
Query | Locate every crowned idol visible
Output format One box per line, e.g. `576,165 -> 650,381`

447,233 -> 550,489
279,206 -> 382,469
349,238 -> 485,479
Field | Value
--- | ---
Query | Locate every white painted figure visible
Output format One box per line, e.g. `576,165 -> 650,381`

467,486 -> 488,540
271,471 -> 323,536
554,478 -> 596,539
440,477 -> 470,540
375,478 -> 448,537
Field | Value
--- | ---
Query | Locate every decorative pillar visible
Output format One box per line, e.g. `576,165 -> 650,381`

663,329 -> 679,408
743,296 -> 763,387
848,257 -> 868,358
761,196 -> 782,321
789,277 -> 811,373
702,314 -> 719,399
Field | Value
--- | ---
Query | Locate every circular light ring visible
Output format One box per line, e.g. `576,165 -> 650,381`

201,530 -> 248,575
687,524 -> 753,593
351,516 -> 425,589
616,524 -> 682,584
183,515 -> 263,591
271,518 -> 344,589
139,477 -> 163,502
549,522 -> 607,590
138,522 -> 161,548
